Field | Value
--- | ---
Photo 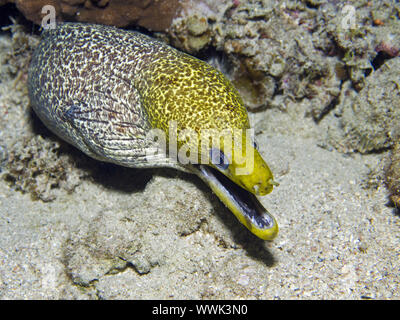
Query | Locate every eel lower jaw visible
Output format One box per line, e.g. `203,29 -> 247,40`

191,164 -> 278,240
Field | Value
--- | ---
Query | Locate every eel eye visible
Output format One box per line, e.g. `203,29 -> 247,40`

252,140 -> 259,150
210,148 -> 229,170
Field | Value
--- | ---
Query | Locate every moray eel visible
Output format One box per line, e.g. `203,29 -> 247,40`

28,23 -> 278,240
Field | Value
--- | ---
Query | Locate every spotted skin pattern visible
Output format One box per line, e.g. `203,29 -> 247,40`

28,23 -> 278,240
29,23 -> 249,166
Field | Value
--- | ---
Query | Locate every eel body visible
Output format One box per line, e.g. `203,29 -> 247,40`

28,23 -> 278,240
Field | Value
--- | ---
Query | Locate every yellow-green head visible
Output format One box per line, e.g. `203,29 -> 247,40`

141,48 -> 278,240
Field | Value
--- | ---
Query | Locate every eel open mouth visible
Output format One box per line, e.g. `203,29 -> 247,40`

193,164 -> 278,240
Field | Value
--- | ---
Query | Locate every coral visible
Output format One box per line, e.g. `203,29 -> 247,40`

169,0 -> 343,113
3,135 -> 87,201
4,0 -> 180,31
0,22 -> 39,82
318,1 -> 400,91
330,57 -> 400,153
168,0 -> 400,120
169,13 -> 212,53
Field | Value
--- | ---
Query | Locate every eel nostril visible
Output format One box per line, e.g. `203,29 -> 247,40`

268,179 -> 280,187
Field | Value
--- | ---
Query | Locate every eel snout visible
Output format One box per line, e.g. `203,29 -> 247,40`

193,164 -> 278,240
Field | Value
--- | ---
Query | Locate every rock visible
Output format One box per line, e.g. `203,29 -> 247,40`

6,0 -> 180,31
331,57 -> 400,153
386,141 -> 400,207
